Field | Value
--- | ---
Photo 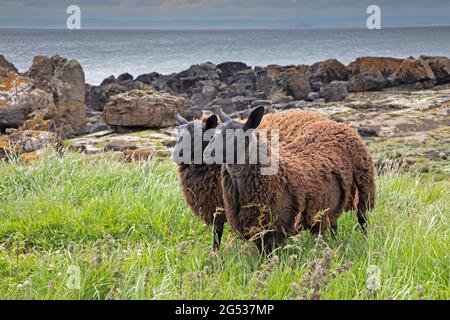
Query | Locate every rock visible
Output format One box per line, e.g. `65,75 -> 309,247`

357,127 -> 379,137
224,69 -> 256,95
251,100 -> 272,108
319,81 -> 348,102
348,72 -> 387,92
273,96 -> 293,104
255,65 -> 283,98
0,55 -> 18,73
117,73 -> 133,82
348,56 -> 403,78
85,82 -> 131,111
388,57 -> 436,87
87,116 -> 110,134
311,81 -> 323,92
135,72 -> 161,84
347,57 -> 403,91
256,65 -> 311,100
104,140 -> 138,152
217,62 -> 250,80
190,81 -> 218,108
424,150 -> 448,161
272,102 -> 296,110
0,73 -> 60,133
420,56 -> 450,84
100,76 -> 116,86
209,96 -> 256,114
103,89 -> 185,129
0,73 -> 36,129
3,130 -> 60,155
252,91 -> 267,100
0,136 -> 15,159
307,92 -> 320,101
293,100 -> 307,108
166,62 -> 220,94
284,71 -> 310,100
310,59 -> 348,84
24,55 -> 87,137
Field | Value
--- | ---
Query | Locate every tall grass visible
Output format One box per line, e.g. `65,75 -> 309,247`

0,152 -> 448,300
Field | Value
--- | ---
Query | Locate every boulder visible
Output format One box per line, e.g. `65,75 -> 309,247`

117,73 -> 133,82
224,69 -> 256,95
217,62 -> 251,80
24,55 -> 87,137
103,89 -> 185,129
100,75 -> 116,86
348,56 -> 403,78
282,70 -> 310,100
256,65 -> 310,100
319,81 -> 348,102
0,55 -> 18,73
388,57 -> 436,87
357,127 -> 379,137
190,81 -> 218,108
307,92 -> 320,101
135,72 -> 161,85
347,57 -> 403,91
166,62 -> 220,94
310,59 -> 348,84
0,72 -> 59,133
0,73 -> 36,129
255,65 -> 283,98
87,114 -> 110,134
420,56 -> 450,84
0,130 -> 60,159
348,72 -> 387,92
86,82 -> 134,111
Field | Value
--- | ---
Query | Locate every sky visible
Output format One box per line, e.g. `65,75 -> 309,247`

0,0 -> 449,29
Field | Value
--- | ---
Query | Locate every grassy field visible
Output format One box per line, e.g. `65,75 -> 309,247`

0,152 -> 448,300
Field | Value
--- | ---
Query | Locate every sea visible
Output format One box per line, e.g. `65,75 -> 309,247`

1,27 -> 450,85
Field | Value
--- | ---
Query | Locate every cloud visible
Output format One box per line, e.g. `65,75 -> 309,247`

0,0 -> 448,27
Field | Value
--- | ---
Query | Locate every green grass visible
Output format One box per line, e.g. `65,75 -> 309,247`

0,152 -> 448,300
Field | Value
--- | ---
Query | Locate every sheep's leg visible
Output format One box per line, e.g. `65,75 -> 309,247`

354,169 -> 376,234
212,212 -> 226,251
356,187 -> 375,233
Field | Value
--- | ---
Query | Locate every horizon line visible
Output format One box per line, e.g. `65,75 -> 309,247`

1,24 -> 450,31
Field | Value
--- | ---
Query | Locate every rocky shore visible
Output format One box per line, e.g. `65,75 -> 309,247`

1,54 -> 449,176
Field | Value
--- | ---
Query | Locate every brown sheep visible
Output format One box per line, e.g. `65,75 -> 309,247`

204,107 -> 376,253
173,110 -> 327,251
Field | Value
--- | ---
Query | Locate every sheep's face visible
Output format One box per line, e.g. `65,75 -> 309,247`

203,107 -> 265,165
172,113 -> 218,165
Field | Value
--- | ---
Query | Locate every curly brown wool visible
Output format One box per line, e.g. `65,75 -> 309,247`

177,111 -> 326,251
221,110 -> 376,253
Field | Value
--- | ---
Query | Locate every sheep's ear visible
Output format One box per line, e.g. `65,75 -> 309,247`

244,106 -> 265,130
218,108 -> 232,123
175,112 -> 188,125
204,115 -> 218,131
